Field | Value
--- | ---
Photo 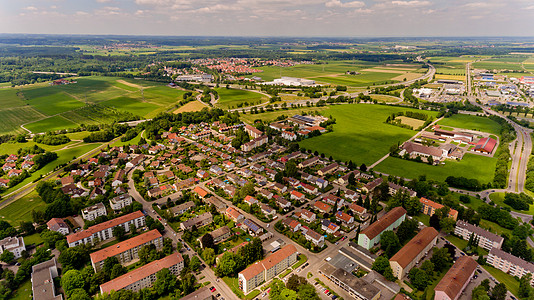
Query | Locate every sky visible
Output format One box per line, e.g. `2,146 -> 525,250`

1,0 -> 533,37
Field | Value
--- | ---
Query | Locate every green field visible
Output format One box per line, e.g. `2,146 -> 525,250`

375,154 -> 497,183
11,279 -> 32,300
473,61 -> 524,72
489,192 -> 534,215
102,96 -> 158,116
438,114 -> 501,135
215,88 -> 268,109
0,191 -> 46,225
240,107 -> 328,124
0,107 -> 45,135
298,104 -> 439,164
482,265 -> 520,298
25,115 -> 78,133
25,91 -> 85,115
0,89 -> 25,108
252,61 -> 378,81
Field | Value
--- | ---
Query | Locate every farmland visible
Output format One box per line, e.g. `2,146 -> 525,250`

374,154 -> 497,183
174,101 -> 208,113
0,107 -> 45,135
25,115 -> 78,133
215,88 -> 269,109
240,107 -> 327,124
298,104 -> 439,164
437,114 -> 502,136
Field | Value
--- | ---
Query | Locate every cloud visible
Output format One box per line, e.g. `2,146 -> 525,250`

462,2 -> 503,9
96,0 -> 112,3
76,11 -> 90,16
325,0 -> 365,8
525,5 -> 534,9
24,6 -> 38,11
95,6 -> 122,16
390,1 -> 430,7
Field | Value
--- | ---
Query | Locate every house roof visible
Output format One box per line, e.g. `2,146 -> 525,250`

67,211 -> 144,244
402,141 -> 442,157
349,203 -> 365,213
239,244 -> 297,280
90,229 -> 162,264
456,220 -> 503,244
389,227 -> 438,268
314,201 -> 331,212
360,207 -> 406,240
420,197 -> 458,218
210,226 -> 231,240
100,253 -> 183,294
474,137 -> 497,153
435,256 -> 478,300
47,218 -> 69,231
193,186 -> 208,198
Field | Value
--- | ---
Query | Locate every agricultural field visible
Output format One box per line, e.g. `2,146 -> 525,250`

174,101 -> 208,113
370,94 -> 401,103
472,61 -> 524,72
397,116 -> 425,128
0,107 -> 46,135
25,115 -> 78,133
437,114 -> 502,136
374,154 -> 497,183
215,88 -> 269,109
102,95 -> 157,116
0,191 -> 45,225
298,104 -> 439,164
25,91 -> 85,116
0,89 -> 25,108
434,74 -> 465,81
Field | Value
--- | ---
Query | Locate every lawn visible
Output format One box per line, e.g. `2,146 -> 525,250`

0,140 -> 72,156
215,88 -> 268,109
11,279 -> 32,300
479,219 -> 512,236
375,154 -> 497,183
0,190 -> 46,225
489,192 -> 534,215
299,104 -> 438,165
438,114 -> 502,136
445,235 -> 488,256
0,107 -> 46,135
292,254 -> 308,270
23,232 -> 44,246
482,265 -> 520,298
25,115 -> 79,133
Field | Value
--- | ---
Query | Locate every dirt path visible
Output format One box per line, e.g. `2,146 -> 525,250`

116,79 -> 144,89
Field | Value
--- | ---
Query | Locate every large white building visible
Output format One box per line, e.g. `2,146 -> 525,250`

100,253 -> 184,294
262,77 -> 316,86
486,248 -> 534,285
110,194 -> 133,211
238,244 -> 298,294
31,258 -> 62,300
66,211 -> 146,247
358,207 -> 406,250
454,220 -> 504,251
0,236 -> 26,259
81,202 -> 107,221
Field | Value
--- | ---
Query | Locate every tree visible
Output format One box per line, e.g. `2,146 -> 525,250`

111,264 -> 127,279
286,274 -> 306,291
153,268 -> 177,296
190,256 -> 201,272
297,284 -> 320,300
491,283 -> 507,300
60,269 -> 85,297
439,217 -> 456,234
202,248 -> 216,266
285,160 -> 298,178
67,288 -> 91,300
429,214 -> 441,231
112,226 -> 126,241
19,221 -> 35,235
431,247 -> 451,272
180,273 -> 196,295
380,231 -> 401,257
396,219 -> 419,243
200,233 -> 215,249
40,230 -> 65,249
59,246 -> 90,271
0,251 -> 14,263
519,273 -> 533,298
372,256 -> 390,273
360,163 -> 367,172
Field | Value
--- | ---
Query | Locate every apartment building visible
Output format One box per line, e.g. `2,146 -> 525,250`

100,253 -> 184,294
389,227 -> 438,279
454,220 -> 504,251
82,202 -> 108,221
435,256 -> 478,300
110,194 -> 133,211
0,236 -> 26,259
486,248 -> 534,284
90,229 -> 163,271
31,258 -> 62,300
238,244 -> 298,294
180,212 -> 213,230
66,211 -> 146,247
358,207 -> 406,250
419,197 -> 458,221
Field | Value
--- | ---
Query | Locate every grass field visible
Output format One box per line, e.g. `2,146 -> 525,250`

375,154 -> 497,183
435,74 -> 465,81
298,104 -> 439,164
0,89 -> 25,108
482,265 -> 520,298
0,140 -> 77,156
174,101 -> 208,113
102,96 -> 158,116
397,116 -> 425,128
0,107 -> 46,135
438,114 -> 501,135
26,91 -> 85,115
215,88 -> 268,109
11,279 -> 32,300
25,115 -> 78,133
240,107 -> 328,124
473,61 -> 524,72
489,192 -> 534,215
312,71 -> 402,87
0,190 -> 46,225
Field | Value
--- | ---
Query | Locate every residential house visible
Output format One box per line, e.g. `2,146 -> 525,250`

81,203 -> 107,221
180,212 -> 213,230
47,218 -> 70,235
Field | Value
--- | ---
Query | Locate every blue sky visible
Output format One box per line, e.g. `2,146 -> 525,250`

1,0 -> 533,36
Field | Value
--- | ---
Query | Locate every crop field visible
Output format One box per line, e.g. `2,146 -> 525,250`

102,95 -> 158,116
435,74 -> 465,81
215,88 -> 268,109
397,116 -> 425,128
0,89 -> 25,108
60,105 -> 135,126
0,107 -> 46,135
472,61 -> 524,72
174,101 -> 208,113
25,115 -> 78,133
375,154 -> 497,183
252,61 -> 379,81
312,71 -> 402,87
142,86 -> 188,106
438,114 -> 501,135
24,91 -> 85,115
298,104 -> 439,164
370,94 -> 401,103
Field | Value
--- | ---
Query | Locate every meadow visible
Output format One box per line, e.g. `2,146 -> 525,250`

0,191 -> 45,225
215,88 -> 268,109
437,114 -> 501,135
0,89 -> 25,108
25,115 -> 78,133
374,154 -> 497,183
0,107 -> 45,135
174,100 -> 208,113
298,104 -> 439,165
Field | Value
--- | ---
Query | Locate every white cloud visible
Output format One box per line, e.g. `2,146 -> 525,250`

96,0 -> 112,3
390,1 -> 430,7
24,6 -> 38,11
525,5 -> 534,9
76,11 -> 90,16
325,0 -> 365,8
462,2 -> 503,9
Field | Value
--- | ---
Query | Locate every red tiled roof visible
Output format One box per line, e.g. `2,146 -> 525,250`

90,229 -> 162,264
67,211 -> 144,244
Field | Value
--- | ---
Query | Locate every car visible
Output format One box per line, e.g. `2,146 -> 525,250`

473,275 -> 478,279
296,269 -> 300,273
216,278 -> 220,282
341,236 -> 346,241
216,294 -> 220,297
267,224 -> 270,228
335,242 -> 339,245
477,269 -> 482,274
262,293 -> 266,298
210,287 -> 216,292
